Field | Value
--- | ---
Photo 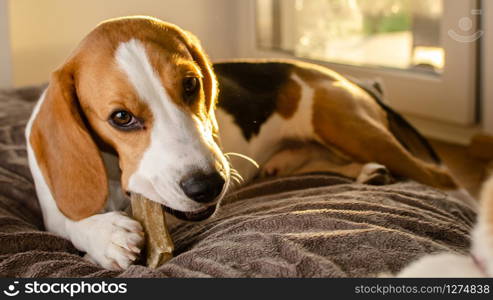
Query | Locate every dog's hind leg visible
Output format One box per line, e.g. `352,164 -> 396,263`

315,125 -> 456,189
259,142 -> 392,185
312,96 -> 457,189
259,142 -> 362,178
314,122 -> 457,189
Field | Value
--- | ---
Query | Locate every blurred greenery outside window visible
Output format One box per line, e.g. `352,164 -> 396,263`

257,0 -> 444,74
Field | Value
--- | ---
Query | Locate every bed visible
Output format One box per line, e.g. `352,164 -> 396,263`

0,85 -> 476,277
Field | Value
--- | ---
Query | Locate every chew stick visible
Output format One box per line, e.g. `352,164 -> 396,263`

130,193 -> 174,268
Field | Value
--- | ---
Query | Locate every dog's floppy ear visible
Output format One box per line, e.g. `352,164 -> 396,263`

29,67 -> 108,221
183,31 -> 218,119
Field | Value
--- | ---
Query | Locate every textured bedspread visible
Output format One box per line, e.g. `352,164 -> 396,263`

0,85 -> 477,277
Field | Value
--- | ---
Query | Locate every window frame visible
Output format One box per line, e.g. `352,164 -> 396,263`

236,0 -> 481,143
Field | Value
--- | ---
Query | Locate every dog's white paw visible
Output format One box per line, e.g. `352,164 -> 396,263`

356,163 -> 393,185
69,211 -> 145,270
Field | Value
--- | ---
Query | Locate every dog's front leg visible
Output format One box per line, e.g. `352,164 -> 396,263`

65,212 -> 144,270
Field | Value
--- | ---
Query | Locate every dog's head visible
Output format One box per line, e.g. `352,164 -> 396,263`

29,16 -> 229,221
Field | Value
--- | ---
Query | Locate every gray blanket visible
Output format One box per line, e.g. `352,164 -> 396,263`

0,85 -> 476,277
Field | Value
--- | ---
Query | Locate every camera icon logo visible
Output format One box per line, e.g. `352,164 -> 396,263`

3,281 -> 20,297
448,9 -> 484,43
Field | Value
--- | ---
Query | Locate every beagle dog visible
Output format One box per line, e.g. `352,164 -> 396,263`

25,16 -> 458,270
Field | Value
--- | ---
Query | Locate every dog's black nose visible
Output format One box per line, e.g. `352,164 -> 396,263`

180,172 -> 225,203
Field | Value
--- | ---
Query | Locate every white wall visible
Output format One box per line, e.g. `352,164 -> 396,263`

0,0 -> 12,88
482,0 -> 493,135
7,0 -> 238,87
2,0 -> 492,140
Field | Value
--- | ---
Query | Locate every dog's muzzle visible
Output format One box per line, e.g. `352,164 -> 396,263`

179,171 -> 225,204
163,204 -> 217,222
157,171 -> 225,222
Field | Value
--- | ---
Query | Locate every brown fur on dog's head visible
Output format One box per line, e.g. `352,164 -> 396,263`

29,16 -> 226,220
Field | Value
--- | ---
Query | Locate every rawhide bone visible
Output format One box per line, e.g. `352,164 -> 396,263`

130,193 -> 174,268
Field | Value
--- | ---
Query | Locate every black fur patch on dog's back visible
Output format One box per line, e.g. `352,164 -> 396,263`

214,61 -> 440,165
214,62 -> 293,140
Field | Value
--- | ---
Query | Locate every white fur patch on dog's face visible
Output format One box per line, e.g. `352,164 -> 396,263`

115,39 -> 228,212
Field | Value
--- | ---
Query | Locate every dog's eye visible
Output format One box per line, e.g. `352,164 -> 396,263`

182,77 -> 200,103
109,110 -> 141,130
111,110 -> 132,125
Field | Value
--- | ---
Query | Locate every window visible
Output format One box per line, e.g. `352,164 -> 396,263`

258,0 -> 444,74
239,0 -> 480,141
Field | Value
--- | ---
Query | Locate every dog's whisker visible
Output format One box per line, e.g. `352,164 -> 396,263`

225,164 -> 244,188
230,176 -> 241,185
229,168 -> 244,183
229,170 -> 240,180
232,173 -> 244,183
229,168 -> 239,176
224,152 -> 259,169
224,158 -> 244,182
